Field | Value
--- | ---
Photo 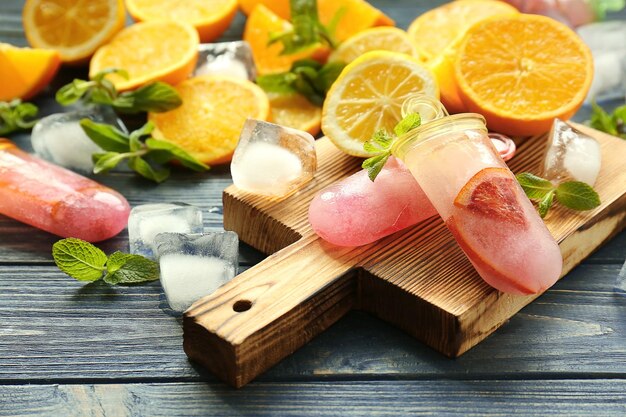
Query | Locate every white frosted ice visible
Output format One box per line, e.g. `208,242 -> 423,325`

139,215 -> 194,249
194,41 -> 256,81
35,122 -> 103,172
197,56 -> 249,80
232,142 -> 303,195
159,254 -> 235,312
562,136 -> 602,186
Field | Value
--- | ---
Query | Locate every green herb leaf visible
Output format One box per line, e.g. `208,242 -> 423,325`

79,118 -> 130,152
362,152 -> 390,182
589,101 -> 626,139
256,73 -> 298,94
52,238 -> 107,282
115,82 -> 182,113
0,100 -> 39,135
128,156 -> 171,183
515,172 -> 555,199
555,181 -> 601,211
394,113 -> 421,136
538,190 -> 555,218
55,80 -> 96,106
92,152 -> 130,173
103,252 -> 159,285
92,68 -> 129,82
145,138 -> 209,171
314,61 -> 345,93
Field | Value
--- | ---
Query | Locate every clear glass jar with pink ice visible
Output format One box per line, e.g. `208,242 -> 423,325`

391,103 -> 562,295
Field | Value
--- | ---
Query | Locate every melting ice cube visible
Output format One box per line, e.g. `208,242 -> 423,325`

230,119 -> 317,197
194,41 -> 256,81
154,232 -> 239,313
577,21 -> 626,103
31,106 -> 127,173
128,203 -> 204,259
543,119 -> 602,186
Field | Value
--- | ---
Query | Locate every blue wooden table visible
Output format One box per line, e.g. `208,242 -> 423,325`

1,1 -> 625,415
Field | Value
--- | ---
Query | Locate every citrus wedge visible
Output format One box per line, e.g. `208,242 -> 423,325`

23,0 -> 125,64
329,27 -> 417,64
89,21 -> 199,91
407,0 -> 518,62
0,43 -> 60,101
268,93 -> 322,136
148,75 -> 270,165
454,14 -> 593,136
322,51 -> 438,157
238,0 -> 290,19
126,0 -> 238,42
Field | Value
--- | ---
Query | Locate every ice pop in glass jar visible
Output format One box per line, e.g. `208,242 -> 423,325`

392,97 -> 562,295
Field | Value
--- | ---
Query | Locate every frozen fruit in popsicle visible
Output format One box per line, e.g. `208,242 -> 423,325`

309,157 -> 437,247
0,139 -> 130,242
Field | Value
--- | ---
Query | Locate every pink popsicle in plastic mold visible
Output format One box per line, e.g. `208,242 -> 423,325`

0,139 -> 130,242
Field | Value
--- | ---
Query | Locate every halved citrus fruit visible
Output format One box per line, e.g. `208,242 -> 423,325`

238,0 -> 290,19
126,0 -> 238,42
407,0 -> 518,62
148,75 -> 270,165
268,93 -> 322,136
23,0 -> 125,64
454,14 -> 593,136
329,27 -> 417,64
0,43 -> 60,101
89,21 -> 199,91
244,5 -> 324,75
322,51 -> 438,157
454,167 -> 527,226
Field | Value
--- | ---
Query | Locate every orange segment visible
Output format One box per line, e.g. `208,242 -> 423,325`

268,93 -> 322,136
454,14 -> 593,136
0,43 -> 60,101
407,0 -> 518,62
22,0 -> 125,64
148,75 -> 270,164
322,51 -> 438,157
89,21 -> 199,91
125,0 -> 238,42
244,5 -> 322,75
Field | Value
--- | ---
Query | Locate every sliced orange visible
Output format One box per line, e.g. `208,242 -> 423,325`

322,51 -> 438,157
0,43 -> 60,101
244,5 -> 324,75
268,93 -> 322,136
238,0 -> 290,19
22,0 -> 125,65
148,75 -> 270,164
328,27 -> 417,64
125,0 -> 238,42
407,0 -> 518,63
89,21 -> 199,91
455,14 -> 593,136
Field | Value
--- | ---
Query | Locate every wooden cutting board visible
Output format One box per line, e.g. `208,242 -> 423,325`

183,123 -> 626,388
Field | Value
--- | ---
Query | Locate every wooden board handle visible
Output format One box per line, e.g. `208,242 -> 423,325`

183,234 -> 362,387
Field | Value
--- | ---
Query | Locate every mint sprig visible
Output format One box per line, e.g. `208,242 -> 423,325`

52,238 -> 159,285
56,68 -> 182,114
588,101 -> 625,140
257,59 -> 345,105
268,0 -> 341,54
516,173 -> 601,218
0,99 -> 38,135
361,113 -> 421,181
80,119 -> 209,183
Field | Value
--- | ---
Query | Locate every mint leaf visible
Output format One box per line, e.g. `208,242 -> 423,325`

52,238 -> 107,282
256,73 -> 298,94
93,152 -> 130,174
589,101 -> 626,139
362,152 -> 390,182
555,181 -> 601,211
0,100 -> 39,135
103,252 -> 159,285
145,138 -> 209,171
394,113 -> 421,136
538,190 -> 555,218
515,173 -> 555,199
80,118 -> 130,152
128,156 -> 171,183
115,82 -> 182,113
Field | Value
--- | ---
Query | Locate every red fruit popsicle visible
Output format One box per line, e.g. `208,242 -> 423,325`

0,139 -> 130,242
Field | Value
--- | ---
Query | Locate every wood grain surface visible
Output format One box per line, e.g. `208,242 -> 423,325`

1,0 -> 625,415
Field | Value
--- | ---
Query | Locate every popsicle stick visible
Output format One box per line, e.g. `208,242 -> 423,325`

184,124 -> 626,388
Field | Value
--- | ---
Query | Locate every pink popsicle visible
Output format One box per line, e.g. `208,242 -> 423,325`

0,139 -> 130,242
309,135 -> 517,247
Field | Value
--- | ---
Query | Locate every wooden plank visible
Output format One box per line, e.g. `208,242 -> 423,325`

0,264 -> 623,381
0,380 -> 625,416
187,125 -> 626,386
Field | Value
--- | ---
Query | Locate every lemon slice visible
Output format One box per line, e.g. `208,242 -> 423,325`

329,27 -> 418,64
321,51 -> 438,157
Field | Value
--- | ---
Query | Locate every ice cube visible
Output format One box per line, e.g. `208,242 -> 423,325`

194,41 -> 256,81
616,259 -> 626,296
577,21 -> 626,103
543,119 -> 602,186
31,106 -> 127,173
154,232 -> 239,313
128,203 -> 204,259
230,119 -> 317,198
